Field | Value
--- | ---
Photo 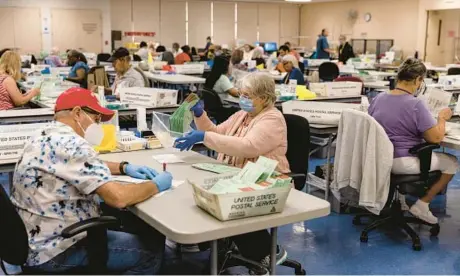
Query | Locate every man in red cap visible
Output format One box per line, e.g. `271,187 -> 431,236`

10,87 -> 172,274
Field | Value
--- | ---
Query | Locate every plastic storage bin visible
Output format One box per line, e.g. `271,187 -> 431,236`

151,111 -> 192,148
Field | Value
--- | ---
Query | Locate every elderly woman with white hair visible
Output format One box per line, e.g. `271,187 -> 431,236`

252,48 -> 266,68
282,54 -> 305,85
175,72 -> 290,270
45,47 -> 64,67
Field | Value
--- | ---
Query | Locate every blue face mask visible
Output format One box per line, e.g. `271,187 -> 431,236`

239,96 -> 255,112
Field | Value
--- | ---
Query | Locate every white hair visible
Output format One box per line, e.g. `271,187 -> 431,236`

252,48 -> 264,59
282,54 -> 299,68
51,47 -> 60,56
241,72 -> 277,107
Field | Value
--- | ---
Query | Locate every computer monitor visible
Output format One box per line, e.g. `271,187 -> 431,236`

264,42 -> 278,53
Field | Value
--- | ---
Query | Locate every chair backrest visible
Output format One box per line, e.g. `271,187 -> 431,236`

133,66 -> 151,87
199,87 -> 227,123
97,53 -> 111,63
334,76 -> 363,83
447,67 -> 460,76
0,184 -> 29,267
133,54 -> 142,62
283,114 -> 310,189
318,62 -> 339,82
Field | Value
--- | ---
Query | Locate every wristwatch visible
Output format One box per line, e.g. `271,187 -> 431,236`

119,161 -> 129,175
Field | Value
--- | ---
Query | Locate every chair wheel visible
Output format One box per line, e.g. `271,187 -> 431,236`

295,268 -> 306,275
430,224 -> 440,237
360,232 -> 368,243
352,217 -> 361,226
412,239 -> 422,251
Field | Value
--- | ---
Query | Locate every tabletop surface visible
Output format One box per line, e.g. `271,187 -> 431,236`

144,72 -> 206,84
100,148 -> 331,244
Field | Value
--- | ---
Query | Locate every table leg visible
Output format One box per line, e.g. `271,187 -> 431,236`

8,171 -> 13,192
270,227 -> 278,275
324,134 -> 334,200
210,239 -> 218,275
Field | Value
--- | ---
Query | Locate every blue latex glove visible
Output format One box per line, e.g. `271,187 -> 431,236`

174,130 -> 205,151
153,171 -> 173,192
190,100 -> 204,117
125,165 -> 158,180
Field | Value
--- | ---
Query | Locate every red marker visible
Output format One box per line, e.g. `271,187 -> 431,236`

163,163 -> 166,172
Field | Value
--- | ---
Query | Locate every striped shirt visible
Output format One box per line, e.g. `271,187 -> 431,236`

0,74 -> 14,110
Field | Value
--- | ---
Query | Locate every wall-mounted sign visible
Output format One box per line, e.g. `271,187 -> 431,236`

124,31 -> 156,37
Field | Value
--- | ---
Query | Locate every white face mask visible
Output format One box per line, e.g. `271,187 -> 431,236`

77,111 -> 104,146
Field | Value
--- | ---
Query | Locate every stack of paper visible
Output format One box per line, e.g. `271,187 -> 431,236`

207,156 -> 291,194
192,163 -> 241,174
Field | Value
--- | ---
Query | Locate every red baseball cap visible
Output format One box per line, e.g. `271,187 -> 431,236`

55,87 -> 115,122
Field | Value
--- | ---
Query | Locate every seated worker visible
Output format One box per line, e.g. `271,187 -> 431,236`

135,41 -> 149,61
11,87 -> 172,274
230,49 -> 247,71
175,45 -> 192,65
172,42 -> 183,57
282,54 -> 305,85
106,47 -> 145,96
284,42 -> 301,61
252,48 -> 266,69
175,72 -> 289,271
369,58 -> 459,224
66,50 -> 90,87
45,47 -> 65,67
0,51 -> 40,110
242,44 -> 255,61
204,55 -> 239,99
276,45 -> 298,73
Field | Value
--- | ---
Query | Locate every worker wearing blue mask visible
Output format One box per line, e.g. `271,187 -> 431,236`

174,72 -> 291,272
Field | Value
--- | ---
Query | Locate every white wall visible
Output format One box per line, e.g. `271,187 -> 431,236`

300,0 -> 419,57
0,0 -> 111,53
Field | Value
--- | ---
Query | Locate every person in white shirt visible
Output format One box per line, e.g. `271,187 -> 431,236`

172,42 -> 183,57
242,44 -> 255,61
136,41 -> 149,61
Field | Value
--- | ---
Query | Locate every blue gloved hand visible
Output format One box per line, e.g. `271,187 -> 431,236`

174,130 -> 205,151
125,165 -> 158,180
190,100 -> 204,117
153,171 -> 173,192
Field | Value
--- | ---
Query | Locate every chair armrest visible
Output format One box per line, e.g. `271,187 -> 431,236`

61,216 -> 119,239
287,173 -> 306,180
409,143 -> 440,155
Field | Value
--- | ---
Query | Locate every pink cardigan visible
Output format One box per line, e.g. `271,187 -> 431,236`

195,107 -> 291,173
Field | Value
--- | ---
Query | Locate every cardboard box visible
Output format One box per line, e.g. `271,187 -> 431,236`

119,87 -> 178,107
309,82 -> 362,97
189,173 -> 291,221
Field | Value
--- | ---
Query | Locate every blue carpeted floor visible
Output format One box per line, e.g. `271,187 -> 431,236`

3,150 -> 460,274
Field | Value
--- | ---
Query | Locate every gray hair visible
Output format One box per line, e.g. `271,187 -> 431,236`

282,54 -> 299,68
252,48 -> 264,59
54,110 -> 72,120
397,58 -> 426,82
241,72 -> 277,107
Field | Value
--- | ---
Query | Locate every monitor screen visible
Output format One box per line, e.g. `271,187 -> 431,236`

264,42 -> 278,52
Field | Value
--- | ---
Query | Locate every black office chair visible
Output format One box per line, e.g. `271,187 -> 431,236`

199,87 -> 238,124
133,54 -> 142,62
0,184 -> 119,274
447,67 -> 460,76
318,62 -> 339,82
97,53 -> 111,65
284,114 -> 310,191
353,143 -> 442,251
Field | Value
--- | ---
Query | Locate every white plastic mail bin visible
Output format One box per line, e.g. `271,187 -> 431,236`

189,174 -> 292,221
282,101 -> 361,125
309,82 -> 362,97
151,112 -> 191,148
119,87 -> 178,107
172,64 -> 205,75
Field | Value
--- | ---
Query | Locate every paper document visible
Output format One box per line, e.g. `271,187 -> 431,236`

233,162 -> 266,183
155,180 -> 185,197
255,156 -> 278,182
421,88 -> 452,115
192,163 -> 241,174
152,154 -> 184,164
112,176 -> 147,184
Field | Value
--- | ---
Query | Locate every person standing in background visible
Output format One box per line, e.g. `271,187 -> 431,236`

136,41 -> 149,61
205,36 -> 212,52
316,29 -> 333,59
338,35 -> 355,64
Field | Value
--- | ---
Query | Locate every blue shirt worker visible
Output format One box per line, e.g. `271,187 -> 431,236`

316,29 -> 332,59
11,87 -> 172,274
282,55 -> 306,86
